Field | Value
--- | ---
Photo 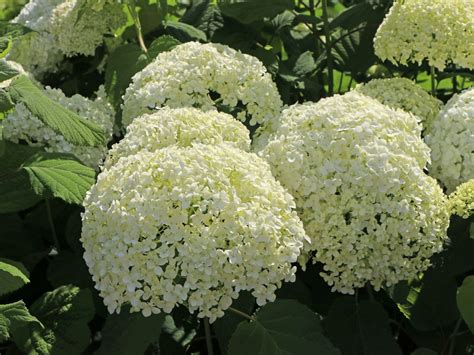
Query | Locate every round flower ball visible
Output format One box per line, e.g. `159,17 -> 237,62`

3,85 -> 115,168
425,87 -> 474,192
11,0 -> 125,77
103,107 -> 251,170
122,41 -> 282,128
355,78 -> 442,131
448,179 -> 474,219
374,0 -> 474,71
81,144 -> 307,322
260,94 -> 449,294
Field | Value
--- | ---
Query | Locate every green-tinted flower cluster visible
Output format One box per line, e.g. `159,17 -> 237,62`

448,179 -> 474,219
355,78 -> 442,130
425,88 -> 474,192
260,92 -> 449,293
82,144 -> 307,322
374,0 -> 474,70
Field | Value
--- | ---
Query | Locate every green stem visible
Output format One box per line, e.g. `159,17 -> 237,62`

45,199 -> 60,252
430,66 -> 437,96
321,0 -> 334,96
228,307 -> 256,321
203,317 -> 214,355
366,283 -> 375,301
127,2 -> 148,54
448,318 -> 463,355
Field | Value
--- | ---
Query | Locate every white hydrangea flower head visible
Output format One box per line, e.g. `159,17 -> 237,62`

3,85 -> 115,168
8,32 -> 63,77
425,87 -> 474,192
260,93 -> 449,294
122,41 -> 282,128
81,144 -> 307,322
104,107 -> 250,170
374,0 -> 474,70
259,92 -> 430,167
448,179 -> 474,219
355,78 -> 442,130
11,0 -> 125,76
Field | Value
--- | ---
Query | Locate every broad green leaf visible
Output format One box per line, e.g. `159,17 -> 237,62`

96,308 -> 165,355
218,0 -> 294,24
22,152 -> 96,205
0,88 -> 14,112
148,35 -> 181,59
47,251 -> 92,289
457,276 -> 474,333
0,21 -> 31,38
228,300 -> 339,355
0,36 -> 11,58
0,301 -> 43,343
165,21 -> 207,41
196,4 -> 224,38
329,3 -> 373,31
0,258 -> 29,296
325,297 -> 402,355
0,142 -> 41,213
105,36 -> 180,113
20,285 -> 95,355
0,59 -> 20,82
180,0 -> 210,26
0,214 -> 47,269
213,292 -> 255,354
8,75 -> 106,147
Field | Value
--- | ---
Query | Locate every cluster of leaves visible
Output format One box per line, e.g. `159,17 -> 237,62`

0,0 -> 473,354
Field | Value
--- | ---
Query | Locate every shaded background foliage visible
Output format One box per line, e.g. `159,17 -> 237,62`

0,0 -> 473,354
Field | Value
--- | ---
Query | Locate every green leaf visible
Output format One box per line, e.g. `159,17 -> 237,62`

105,36 -> 180,113
457,276 -> 474,333
0,88 -> 14,112
8,75 -> 106,147
0,21 -> 31,39
0,258 -> 29,296
218,0 -> 294,24
324,297 -> 402,355
0,214 -> 48,269
22,152 -> 96,205
390,270 -> 459,331
165,21 -> 207,41
47,251 -> 92,289
0,301 -> 43,344
0,59 -> 20,82
21,285 -> 95,355
96,308 -> 165,355
228,300 -> 340,355
0,36 -> 12,58
213,292 -> 255,354
148,35 -> 181,59
0,142 -> 41,213
329,3 -> 373,31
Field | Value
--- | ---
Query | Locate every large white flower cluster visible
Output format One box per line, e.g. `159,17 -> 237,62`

81,144 -> 307,322
10,0 -> 125,76
425,87 -> 474,192
374,0 -> 474,70
448,179 -> 474,219
260,92 -> 449,293
3,85 -> 115,168
104,107 -> 250,170
355,78 -> 442,130
122,42 -> 282,128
